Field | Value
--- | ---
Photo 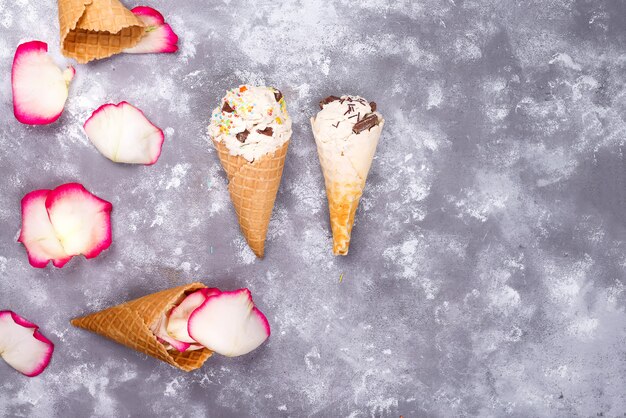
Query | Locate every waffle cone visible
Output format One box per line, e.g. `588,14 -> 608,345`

71,283 -> 213,371
316,142 -> 367,255
325,181 -> 366,255
212,139 -> 290,258
58,0 -> 145,63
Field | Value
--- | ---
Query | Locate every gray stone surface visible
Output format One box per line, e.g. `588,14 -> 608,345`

1,0 -> 626,416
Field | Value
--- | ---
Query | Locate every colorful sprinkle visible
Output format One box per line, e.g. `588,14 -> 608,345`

210,85 -> 290,141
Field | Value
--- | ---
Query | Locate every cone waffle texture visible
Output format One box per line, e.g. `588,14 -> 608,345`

58,0 -> 144,63
212,139 -> 290,258
312,121 -> 384,255
316,146 -> 366,256
71,283 -> 213,371
326,180 -> 365,255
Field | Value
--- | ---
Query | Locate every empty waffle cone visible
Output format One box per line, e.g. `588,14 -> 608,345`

58,0 -> 145,63
212,139 -> 290,258
71,282 -> 213,371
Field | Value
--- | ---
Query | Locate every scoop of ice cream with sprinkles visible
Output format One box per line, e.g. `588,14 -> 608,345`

208,85 -> 292,162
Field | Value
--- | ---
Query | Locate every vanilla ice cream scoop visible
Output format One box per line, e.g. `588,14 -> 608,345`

311,95 -> 384,185
208,85 -> 292,162
313,96 -> 381,142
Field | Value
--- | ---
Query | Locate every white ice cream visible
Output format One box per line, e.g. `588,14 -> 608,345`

310,95 -> 384,182
208,85 -> 292,162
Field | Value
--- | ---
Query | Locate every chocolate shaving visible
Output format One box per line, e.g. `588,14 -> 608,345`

222,101 -> 234,113
320,95 -> 340,109
348,114 -> 358,119
274,90 -> 283,102
344,103 -> 356,115
352,114 -> 379,134
332,122 -> 340,128
257,127 -> 274,136
369,101 -> 377,112
236,129 -> 249,143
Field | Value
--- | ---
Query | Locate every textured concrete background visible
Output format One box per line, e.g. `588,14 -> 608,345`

1,0 -> 626,416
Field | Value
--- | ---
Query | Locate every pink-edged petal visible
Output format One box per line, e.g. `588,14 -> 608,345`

186,343 -> 205,351
83,102 -> 164,165
124,7 -> 178,54
158,340 -> 204,352
131,6 -> 165,25
18,189 -> 72,268
152,314 -> 190,352
12,40 -> 74,125
45,183 -> 112,258
156,337 -> 173,351
0,311 -> 54,377
188,289 -> 270,357
167,288 -> 221,343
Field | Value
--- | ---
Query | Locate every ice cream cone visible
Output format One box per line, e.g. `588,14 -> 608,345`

57,0 -> 145,63
213,139 -> 289,258
71,283 -> 213,371
310,96 -> 384,255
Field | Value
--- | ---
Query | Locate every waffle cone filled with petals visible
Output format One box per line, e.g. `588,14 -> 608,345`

57,0 -> 145,63
212,139 -> 289,258
71,283 -> 212,371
